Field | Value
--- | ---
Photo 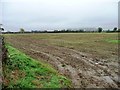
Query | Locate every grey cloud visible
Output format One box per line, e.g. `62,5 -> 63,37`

2,0 -> 119,31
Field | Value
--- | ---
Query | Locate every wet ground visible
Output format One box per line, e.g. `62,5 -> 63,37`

4,33 -> 119,88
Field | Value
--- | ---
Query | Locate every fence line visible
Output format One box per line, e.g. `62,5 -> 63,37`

0,36 -> 3,89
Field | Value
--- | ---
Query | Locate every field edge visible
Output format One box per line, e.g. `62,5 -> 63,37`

3,44 -> 72,88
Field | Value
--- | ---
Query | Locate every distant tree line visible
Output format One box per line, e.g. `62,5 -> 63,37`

2,27 -> 120,34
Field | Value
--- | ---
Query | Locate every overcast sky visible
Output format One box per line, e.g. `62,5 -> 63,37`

1,0 -> 119,31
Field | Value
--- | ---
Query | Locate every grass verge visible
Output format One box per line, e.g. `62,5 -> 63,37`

105,39 -> 120,44
3,44 -> 72,88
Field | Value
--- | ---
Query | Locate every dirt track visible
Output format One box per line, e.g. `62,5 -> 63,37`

4,34 -> 119,88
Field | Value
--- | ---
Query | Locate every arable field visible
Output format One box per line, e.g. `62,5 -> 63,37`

4,33 -> 119,88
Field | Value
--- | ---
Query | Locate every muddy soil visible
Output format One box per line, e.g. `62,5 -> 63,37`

10,43 -> 118,88
4,35 -> 119,88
